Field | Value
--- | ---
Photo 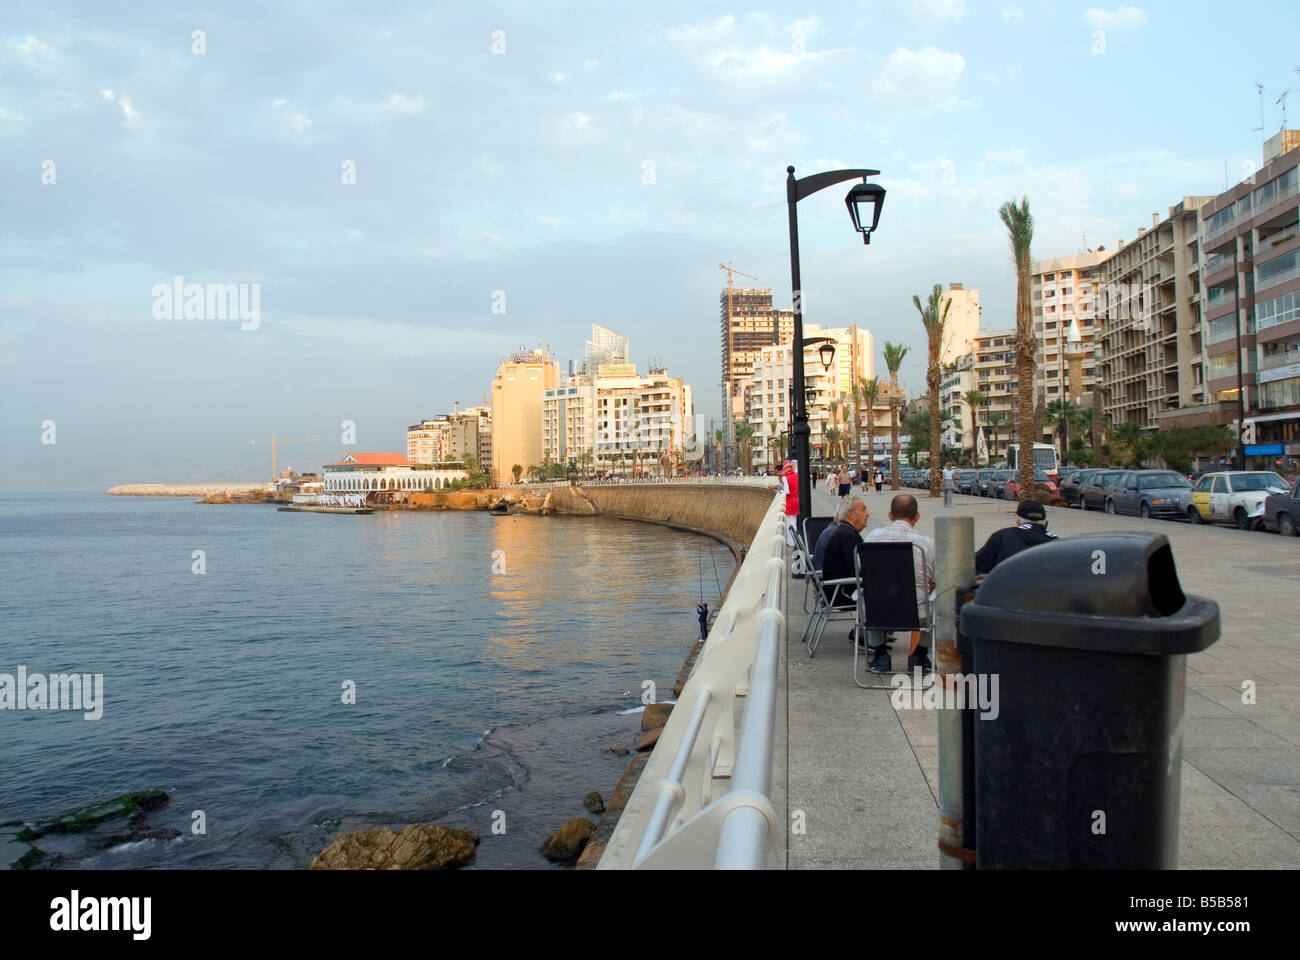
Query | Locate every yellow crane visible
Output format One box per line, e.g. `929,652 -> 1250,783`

250,434 -> 327,482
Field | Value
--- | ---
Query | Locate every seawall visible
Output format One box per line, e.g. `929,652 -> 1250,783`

549,483 -> 774,559
107,483 -> 266,497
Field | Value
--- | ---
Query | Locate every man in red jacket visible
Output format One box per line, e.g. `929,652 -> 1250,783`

769,459 -> 800,548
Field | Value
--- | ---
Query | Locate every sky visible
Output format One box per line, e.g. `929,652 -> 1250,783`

3,0 -> 1298,490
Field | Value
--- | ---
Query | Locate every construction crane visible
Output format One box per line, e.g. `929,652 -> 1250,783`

718,262 -> 758,324
250,434 -> 327,482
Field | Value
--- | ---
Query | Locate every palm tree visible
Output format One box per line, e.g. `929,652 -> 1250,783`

963,390 -> 988,465
883,342 -> 909,489
914,284 -> 952,498
1044,398 -> 1072,459
857,376 -> 880,478
823,426 -> 842,463
999,197 -> 1038,500
511,463 -> 523,484
769,418 -> 781,470
987,412 -> 1006,463
713,428 -> 725,473
578,450 -> 593,479
735,421 -> 756,473
1112,421 -> 1142,467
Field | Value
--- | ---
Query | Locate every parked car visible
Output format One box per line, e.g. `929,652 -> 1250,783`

1181,471 -> 1292,529
987,469 -> 1014,498
1262,479 -> 1300,536
956,469 -> 978,495
1059,468 -> 1101,507
1004,468 -> 1058,501
1079,470 -> 1126,511
1103,469 -> 1191,519
974,469 -> 998,497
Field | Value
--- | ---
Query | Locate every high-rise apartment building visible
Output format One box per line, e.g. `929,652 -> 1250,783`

970,329 -> 1018,462
939,284 -> 981,366
745,323 -> 884,468
940,353 -> 976,453
1031,252 -> 1112,436
720,287 -> 795,457
1098,198 -> 1211,430
1198,132 -> 1300,458
490,348 -> 560,485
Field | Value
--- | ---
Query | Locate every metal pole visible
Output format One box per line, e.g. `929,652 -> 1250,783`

1233,238 -> 1246,470
935,515 -> 975,870
787,166 -> 811,526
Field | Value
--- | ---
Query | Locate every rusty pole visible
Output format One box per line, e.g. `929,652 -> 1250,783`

935,515 -> 975,869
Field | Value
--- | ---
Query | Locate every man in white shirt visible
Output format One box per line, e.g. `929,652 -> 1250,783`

862,493 -> 935,673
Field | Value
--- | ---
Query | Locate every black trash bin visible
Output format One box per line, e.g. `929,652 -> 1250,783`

959,532 -> 1219,869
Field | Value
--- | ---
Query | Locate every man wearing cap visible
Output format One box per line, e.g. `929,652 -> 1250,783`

974,500 -> 1058,575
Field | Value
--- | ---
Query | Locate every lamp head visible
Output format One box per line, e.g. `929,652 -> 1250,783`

845,181 -> 886,244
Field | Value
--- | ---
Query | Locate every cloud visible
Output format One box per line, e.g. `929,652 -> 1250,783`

604,91 -> 635,102
535,216 -> 562,226
99,88 -> 140,125
291,114 -> 312,134
1001,9 -> 1024,24
983,147 -> 1030,167
1084,6 -> 1149,34
375,93 -> 426,116
873,47 -> 968,110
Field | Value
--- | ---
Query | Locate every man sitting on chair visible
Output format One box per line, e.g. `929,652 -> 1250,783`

820,496 -> 869,605
862,493 -> 935,674
813,496 -> 854,571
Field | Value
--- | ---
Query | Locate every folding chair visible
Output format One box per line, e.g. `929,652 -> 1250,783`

852,541 -> 936,689
799,516 -> 835,613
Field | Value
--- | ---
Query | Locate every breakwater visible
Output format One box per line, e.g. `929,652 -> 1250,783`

107,482 -> 267,497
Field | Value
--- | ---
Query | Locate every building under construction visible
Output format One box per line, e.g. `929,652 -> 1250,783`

720,286 -> 795,446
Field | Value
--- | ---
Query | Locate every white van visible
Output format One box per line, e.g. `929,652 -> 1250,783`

1006,442 -> 1061,481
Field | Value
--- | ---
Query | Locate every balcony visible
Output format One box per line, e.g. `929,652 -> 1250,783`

1260,348 -> 1300,371
1260,224 -> 1299,252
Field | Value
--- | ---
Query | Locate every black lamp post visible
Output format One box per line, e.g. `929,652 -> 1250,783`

787,165 -> 884,524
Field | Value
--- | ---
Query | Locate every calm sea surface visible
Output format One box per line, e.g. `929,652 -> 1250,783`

0,493 -> 733,869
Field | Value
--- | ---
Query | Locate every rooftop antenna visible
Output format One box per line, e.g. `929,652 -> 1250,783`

1277,88 -> 1293,133
1255,82 -> 1266,140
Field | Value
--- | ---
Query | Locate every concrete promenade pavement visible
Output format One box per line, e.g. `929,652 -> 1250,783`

782,482 -> 1300,869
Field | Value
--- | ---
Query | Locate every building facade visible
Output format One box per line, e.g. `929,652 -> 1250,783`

1098,199 -> 1210,431
1032,251 -> 1112,438
490,348 -> 560,486
1198,132 -> 1300,461
720,286 -> 795,465
939,284 -> 981,366
970,328 -> 1017,463
322,452 -> 468,498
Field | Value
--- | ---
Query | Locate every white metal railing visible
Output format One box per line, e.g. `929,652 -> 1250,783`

601,495 -> 787,870
578,476 -> 771,487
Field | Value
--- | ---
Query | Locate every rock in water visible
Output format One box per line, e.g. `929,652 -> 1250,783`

634,727 -> 661,752
540,817 -> 596,862
583,792 -> 605,815
607,747 -> 630,757
642,702 -> 673,731
308,824 -> 479,870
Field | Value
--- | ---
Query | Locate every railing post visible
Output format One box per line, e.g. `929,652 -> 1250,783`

934,516 -> 974,870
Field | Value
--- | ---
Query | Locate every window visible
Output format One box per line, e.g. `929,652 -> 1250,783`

1257,291 -> 1300,331
1212,476 -> 1227,494
1194,476 -> 1213,493
1207,204 -> 1236,232
1043,273 -> 1056,281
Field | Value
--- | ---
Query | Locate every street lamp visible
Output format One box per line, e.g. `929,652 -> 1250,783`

786,165 -> 885,524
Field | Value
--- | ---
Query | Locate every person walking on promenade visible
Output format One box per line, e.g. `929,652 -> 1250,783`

942,464 -> 956,507
837,465 -> 852,498
874,467 -> 884,493
862,494 -> 935,674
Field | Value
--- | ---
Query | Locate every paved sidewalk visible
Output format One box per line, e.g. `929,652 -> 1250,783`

783,483 -> 1300,869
